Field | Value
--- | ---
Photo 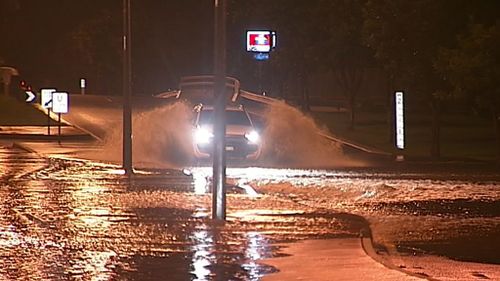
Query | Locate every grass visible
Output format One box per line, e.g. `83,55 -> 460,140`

0,94 -> 60,126
311,109 -> 498,161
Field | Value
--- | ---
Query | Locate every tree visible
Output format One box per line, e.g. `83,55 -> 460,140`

51,10 -> 122,94
132,0 -> 213,93
435,22 -> 500,160
256,0 -> 321,110
311,0 -> 373,128
362,0 -> 472,158
0,0 -> 19,65
228,0 -> 373,120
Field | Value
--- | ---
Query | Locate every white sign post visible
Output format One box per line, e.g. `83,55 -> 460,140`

395,91 -> 405,160
25,91 -> 35,103
52,92 -> 69,144
41,88 -> 56,109
41,88 -> 56,135
52,92 -> 68,114
80,78 -> 86,95
246,30 -> 277,92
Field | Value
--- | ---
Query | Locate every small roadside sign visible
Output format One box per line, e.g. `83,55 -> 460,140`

41,88 -> 56,108
52,92 -> 68,113
25,91 -> 36,103
80,78 -> 86,95
395,91 -> 404,149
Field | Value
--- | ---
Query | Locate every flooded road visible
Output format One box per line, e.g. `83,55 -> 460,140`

1,145 -> 370,280
224,165 -> 500,265
1,143 -> 499,280
1,91 -> 497,280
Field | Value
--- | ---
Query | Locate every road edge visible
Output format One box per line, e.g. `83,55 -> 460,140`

360,232 -> 438,281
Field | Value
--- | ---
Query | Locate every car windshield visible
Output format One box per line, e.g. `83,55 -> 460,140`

199,109 -> 251,126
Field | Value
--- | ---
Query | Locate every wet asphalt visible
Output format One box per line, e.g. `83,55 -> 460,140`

0,145 -> 370,280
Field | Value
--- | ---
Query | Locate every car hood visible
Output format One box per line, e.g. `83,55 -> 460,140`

225,125 -> 253,136
197,124 -> 252,136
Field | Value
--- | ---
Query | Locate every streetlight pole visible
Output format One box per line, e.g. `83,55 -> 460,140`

122,0 -> 133,174
212,0 -> 227,220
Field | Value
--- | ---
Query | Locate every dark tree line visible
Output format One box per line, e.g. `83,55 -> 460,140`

230,0 -> 500,159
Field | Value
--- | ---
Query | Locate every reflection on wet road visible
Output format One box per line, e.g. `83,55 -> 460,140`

0,146 -> 367,280
1,145 -> 499,280
0,144 -> 48,180
221,166 -> 500,265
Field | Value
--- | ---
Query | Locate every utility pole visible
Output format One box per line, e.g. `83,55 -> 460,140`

122,0 -> 133,174
212,0 -> 227,220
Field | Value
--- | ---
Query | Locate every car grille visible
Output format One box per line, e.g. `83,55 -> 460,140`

197,135 -> 259,158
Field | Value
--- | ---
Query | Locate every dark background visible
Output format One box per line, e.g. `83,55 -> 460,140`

2,0 -> 500,160
0,0 -> 289,95
1,0 -> 499,102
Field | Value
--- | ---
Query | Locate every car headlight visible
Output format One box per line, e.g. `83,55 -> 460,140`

244,130 -> 260,144
194,127 -> 213,144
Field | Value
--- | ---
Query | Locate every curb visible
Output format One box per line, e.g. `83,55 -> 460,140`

12,141 -> 37,154
360,231 -> 439,281
33,102 -> 103,142
0,133 -> 94,141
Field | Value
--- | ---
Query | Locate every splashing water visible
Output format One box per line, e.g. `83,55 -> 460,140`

102,101 -> 194,168
259,101 -> 357,168
100,98 -> 358,168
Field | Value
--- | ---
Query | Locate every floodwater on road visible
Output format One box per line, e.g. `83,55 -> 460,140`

234,166 -> 499,251
2,93 -> 497,280
1,144 -> 500,280
217,164 -> 500,279
0,146 -> 369,281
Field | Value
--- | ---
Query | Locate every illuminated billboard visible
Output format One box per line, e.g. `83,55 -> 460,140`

246,30 -> 276,53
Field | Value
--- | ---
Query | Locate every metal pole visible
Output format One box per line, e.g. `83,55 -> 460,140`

212,0 -> 227,220
47,108 -> 51,136
122,0 -> 133,174
58,113 -> 61,145
258,61 -> 263,93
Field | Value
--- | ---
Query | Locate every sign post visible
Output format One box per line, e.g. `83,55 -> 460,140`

395,91 -> 405,160
246,30 -> 276,93
122,0 -> 133,174
25,90 -> 36,103
41,88 -> 56,135
80,78 -> 86,95
52,92 -> 69,144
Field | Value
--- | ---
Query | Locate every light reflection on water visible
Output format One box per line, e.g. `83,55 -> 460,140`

242,232 -> 267,281
65,250 -> 116,281
0,156 -> 290,280
2,146 -> 498,279
189,164 -> 499,265
218,166 -> 500,265
190,228 -> 215,281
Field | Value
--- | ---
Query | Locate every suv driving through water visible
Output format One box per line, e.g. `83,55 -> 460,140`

192,104 -> 262,160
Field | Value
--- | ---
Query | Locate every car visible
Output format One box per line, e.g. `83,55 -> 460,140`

192,104 -> 262,160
